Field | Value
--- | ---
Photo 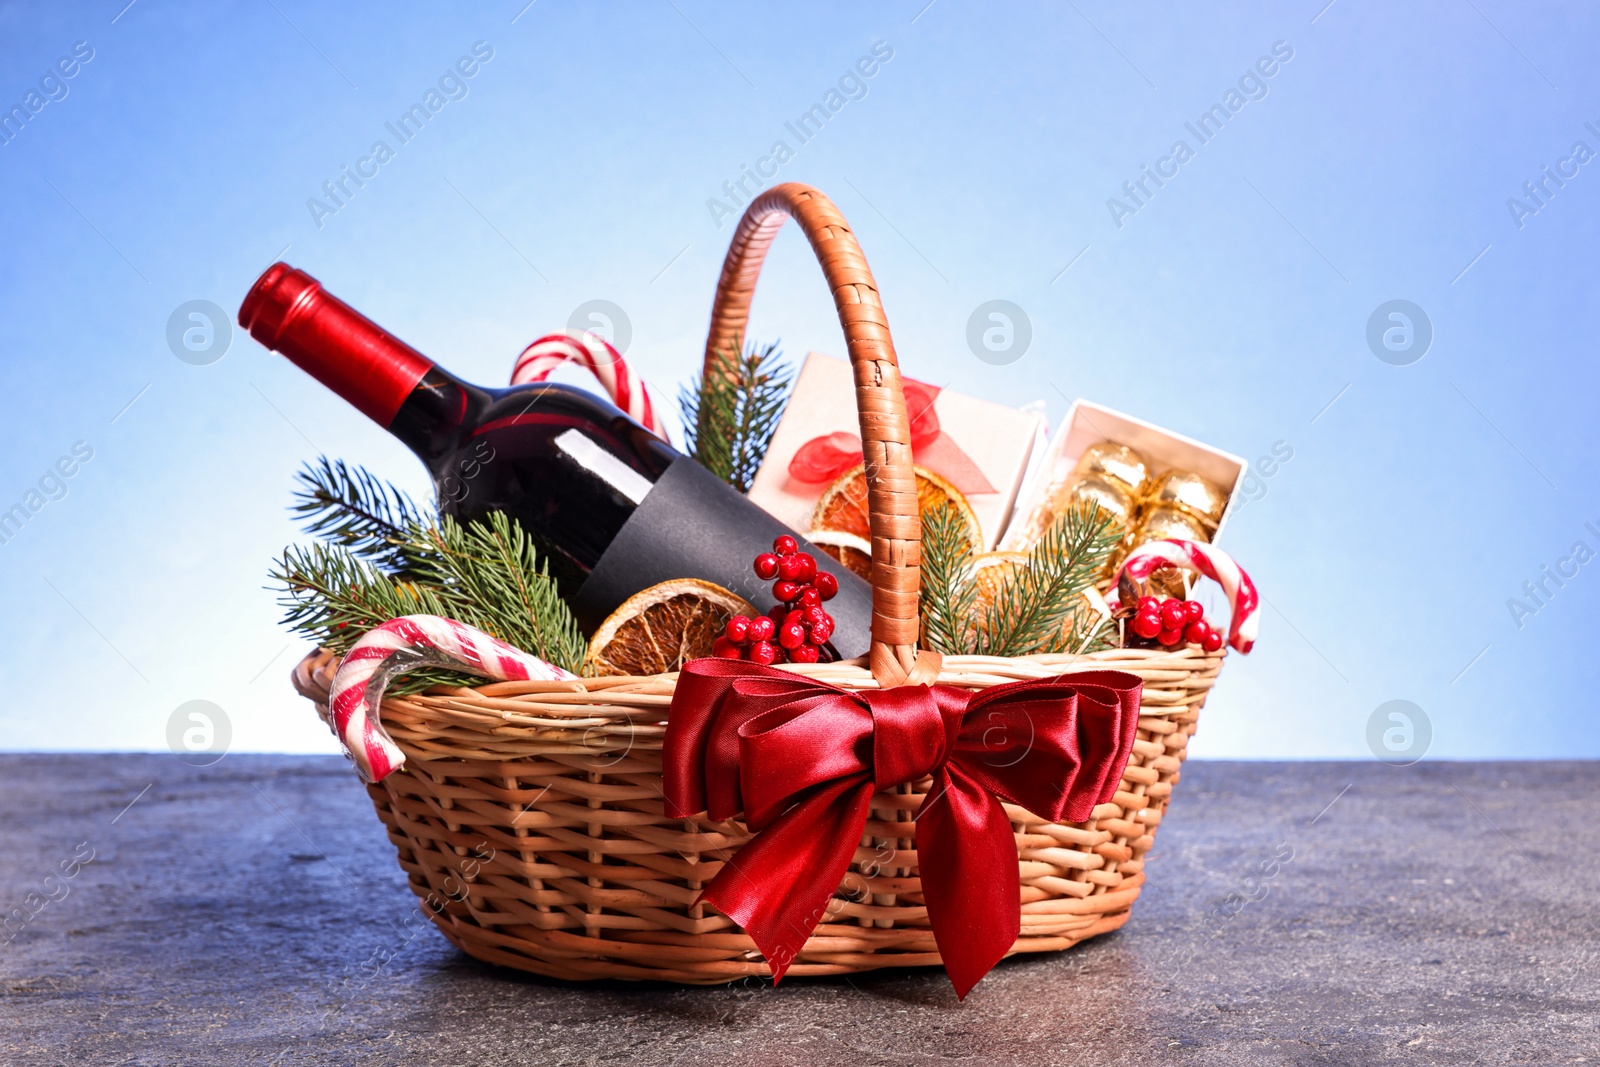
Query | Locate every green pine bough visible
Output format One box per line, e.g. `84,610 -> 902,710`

270,460 -> 586,693
678,340 -> 793,494
919,501 -> 1121,658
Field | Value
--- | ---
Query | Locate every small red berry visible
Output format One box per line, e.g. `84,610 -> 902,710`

802,605 -> 829,629
777,554 -> 804,581
748,616 -> 775,642
768,603 -> 789,622
1201,631 -> 1224,653
748,640 -> 779,666
725,615 -> 752,643
788,643 -> 820,664
793,553 -> 817,582
1138,596 -> 1160,615
778,623 -> 806,650
1184,620 -> 1209,644
753,553 -> 779,580
797,587 -> 822,608
813,572 -> 839,600
1157,626 -> 1184,647
773,535 -> 798,556
712,636 -> 741,659
1182,599 -> 1204,624
1131,613 -> 1162,640
1160,599 -> 1187,630
772,580 -> 802,603
809,616 -> 834,643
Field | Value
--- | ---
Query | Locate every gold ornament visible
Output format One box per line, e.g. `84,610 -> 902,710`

1070,442 -> 1148,498
1137,503 -> 1213,545
1144,469 -> 1226,529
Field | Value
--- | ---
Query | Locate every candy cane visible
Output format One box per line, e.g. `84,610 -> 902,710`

513,330 -> 668,440
327,615 -> 576,783
1113,540 -> 1260,654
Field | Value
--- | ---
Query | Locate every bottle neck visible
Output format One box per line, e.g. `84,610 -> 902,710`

238,263 -> 441,432
388,366 -> 484,463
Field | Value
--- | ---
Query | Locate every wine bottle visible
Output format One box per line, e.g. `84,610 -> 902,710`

238,263 -> 873,656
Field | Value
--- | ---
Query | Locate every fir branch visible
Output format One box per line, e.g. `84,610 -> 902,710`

919,503 -> 979,656
400,512 -> 587,673
292,457 -> 426,574
917,501 -> 1121,657
269,542 -> 473,694
272,487 -> 588,692
679,340 -> 793,492
975,503 -> 1121,657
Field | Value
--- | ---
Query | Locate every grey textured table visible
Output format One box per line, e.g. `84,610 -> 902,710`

0,755 -> 1595,1066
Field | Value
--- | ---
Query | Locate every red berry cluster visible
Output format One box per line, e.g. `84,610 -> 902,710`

714,535 -> 839,665
1127,595 -> 1224,653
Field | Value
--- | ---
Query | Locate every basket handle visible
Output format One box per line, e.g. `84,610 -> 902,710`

705,183 -> 940,688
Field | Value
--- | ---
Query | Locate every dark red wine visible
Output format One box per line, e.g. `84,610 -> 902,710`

238,263 -> 872,655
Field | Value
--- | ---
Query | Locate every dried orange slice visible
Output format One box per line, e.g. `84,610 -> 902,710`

804,529 -> 872,580
583,579 -> 754,677
812,465 -> 982,551
970,552 -> 1028,619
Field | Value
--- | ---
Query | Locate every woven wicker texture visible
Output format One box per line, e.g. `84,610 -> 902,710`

294,646 -> 1219,982
291,184 -> 1228,983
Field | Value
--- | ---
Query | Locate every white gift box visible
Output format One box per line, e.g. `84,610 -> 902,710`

998,399 -> 1248,551
748,352 -> 1045,550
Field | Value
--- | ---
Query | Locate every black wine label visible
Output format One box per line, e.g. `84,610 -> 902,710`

572,455 -> 875,657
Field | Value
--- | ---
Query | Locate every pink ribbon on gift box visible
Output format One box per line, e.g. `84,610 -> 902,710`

787,379 -> 997,495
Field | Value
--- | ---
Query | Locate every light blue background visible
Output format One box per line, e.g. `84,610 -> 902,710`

0,1 -> 1593,758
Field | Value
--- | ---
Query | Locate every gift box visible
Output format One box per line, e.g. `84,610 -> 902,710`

999,399 -> 1248,552
748,351 -> 1046,550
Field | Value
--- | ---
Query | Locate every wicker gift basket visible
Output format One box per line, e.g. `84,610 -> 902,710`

292,183 -> 1227,984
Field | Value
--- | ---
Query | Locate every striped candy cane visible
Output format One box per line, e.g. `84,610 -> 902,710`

1113,540 -> 1260,654
513,330 -> 669,440
327,615 -> 576,783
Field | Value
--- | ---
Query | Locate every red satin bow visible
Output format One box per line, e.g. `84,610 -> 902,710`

663,660 -> 1143,997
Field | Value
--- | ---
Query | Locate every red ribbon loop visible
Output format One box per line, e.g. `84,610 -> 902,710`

663,659 -> 1143,997
785,380 -> 996,496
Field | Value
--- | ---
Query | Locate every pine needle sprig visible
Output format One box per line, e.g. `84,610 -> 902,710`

274,459 -> 588,688
292,457 -> 426,574
270,543 -> 474,693
400,512 -> 587,672
271,542 -> 454,642
919,504 -> 980,656
679,340 -> 793,493
975,503 -> 1121,657
917,502 -> 1121,658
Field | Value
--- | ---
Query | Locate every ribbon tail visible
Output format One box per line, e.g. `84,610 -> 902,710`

917,766 -> 1021,998
700,775 -> 874,984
